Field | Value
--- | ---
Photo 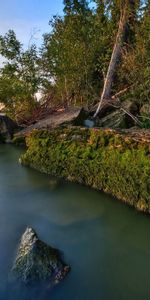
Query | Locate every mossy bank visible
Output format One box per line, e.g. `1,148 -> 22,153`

20,127 -> 150,213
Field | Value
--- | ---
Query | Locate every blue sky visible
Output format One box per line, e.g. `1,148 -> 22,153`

0,0 -> 64,48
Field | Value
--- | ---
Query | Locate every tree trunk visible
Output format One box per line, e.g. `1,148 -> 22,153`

94,2 -> 128,118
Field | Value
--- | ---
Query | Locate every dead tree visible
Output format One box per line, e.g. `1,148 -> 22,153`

94,1 -> 130,118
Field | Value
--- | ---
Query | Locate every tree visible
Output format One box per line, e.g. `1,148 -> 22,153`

1,0 -> 149,121
120,0 -> 150,105
63,0 -> 89,15
41,6 -> 96,106
94,0 -> 138,117
41,0 -> 113,107
0,30 -> 40,119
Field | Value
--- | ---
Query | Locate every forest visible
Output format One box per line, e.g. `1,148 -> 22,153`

0,0 -> 150,127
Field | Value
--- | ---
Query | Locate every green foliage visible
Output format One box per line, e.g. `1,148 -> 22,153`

140,118 -> 150,129
0,1 -> 150,116
40,0 -> 150,108
40,1 -> 113,106
0,30 -> 40,120
0,30 -> 21,60
21,127 -> 150,213
112,1 -> 150,105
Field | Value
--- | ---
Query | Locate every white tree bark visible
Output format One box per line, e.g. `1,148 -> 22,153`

94,3 -> 128,118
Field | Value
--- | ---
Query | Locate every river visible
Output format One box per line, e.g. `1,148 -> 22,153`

0,144 -> 150,300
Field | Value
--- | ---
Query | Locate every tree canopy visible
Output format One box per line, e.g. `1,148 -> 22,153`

0,0 -> 149,122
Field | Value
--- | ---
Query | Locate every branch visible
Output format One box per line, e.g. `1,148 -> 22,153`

121,108 -> 142,126
112,84 -> 135,99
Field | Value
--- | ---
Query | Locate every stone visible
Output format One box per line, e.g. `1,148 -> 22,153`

95,100 -> 138,129
0,114 -> 18,142
95,109 -> 126,129
12,227 -> 70,285
15,107 -> 87,137
48,178 -> 59,190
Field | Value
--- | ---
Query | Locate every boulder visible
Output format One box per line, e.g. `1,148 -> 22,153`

0,114 -> 18,142
95,100 -> 138,129
95,109 -> 126,129
15,107 -> 87,137
12,227 -> 70,285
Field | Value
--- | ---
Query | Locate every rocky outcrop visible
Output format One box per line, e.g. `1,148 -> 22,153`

12,227 -> 70,285
95,109 -> 126,128
15,107 -> 87,137
94,100 -> 139,129
0,114 -> 18,142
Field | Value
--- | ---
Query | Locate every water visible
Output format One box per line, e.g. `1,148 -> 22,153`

0,144 -> 150,300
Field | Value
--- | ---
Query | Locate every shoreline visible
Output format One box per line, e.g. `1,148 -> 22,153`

20,126 -> 150,214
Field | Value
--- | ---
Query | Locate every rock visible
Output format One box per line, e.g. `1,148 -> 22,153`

15,107 -> 87,137
84,119 -> 95,128
0,114 -> 18,142
95,100 -> 138,129
95,109 -> 126,129
48,178 -> 59,190
12,227 -> 70,284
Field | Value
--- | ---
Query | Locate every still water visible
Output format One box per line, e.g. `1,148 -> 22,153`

0,145 -> 150,300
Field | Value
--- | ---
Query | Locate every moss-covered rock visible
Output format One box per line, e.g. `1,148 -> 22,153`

12,227 -> 70,285
20,127 -> 150,213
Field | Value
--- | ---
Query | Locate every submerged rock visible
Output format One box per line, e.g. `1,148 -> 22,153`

48,178 -> 59,190
12,227 -> 70,285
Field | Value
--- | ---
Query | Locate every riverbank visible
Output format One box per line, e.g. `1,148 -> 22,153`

20,126 -> 150,213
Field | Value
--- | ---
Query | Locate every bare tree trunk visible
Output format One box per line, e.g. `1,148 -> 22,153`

94,2 -> 128,118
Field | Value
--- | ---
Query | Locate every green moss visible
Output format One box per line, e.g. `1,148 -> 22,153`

20,127 -> 150,213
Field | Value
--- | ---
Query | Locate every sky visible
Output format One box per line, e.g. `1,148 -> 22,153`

0,0 -> 64,49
